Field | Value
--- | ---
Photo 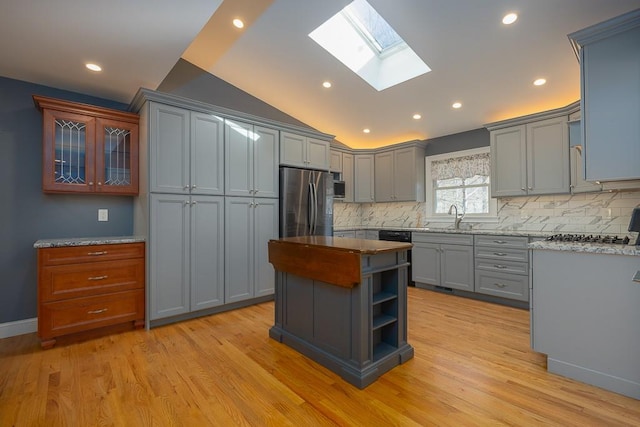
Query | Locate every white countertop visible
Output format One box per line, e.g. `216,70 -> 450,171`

528,240 -> 640,256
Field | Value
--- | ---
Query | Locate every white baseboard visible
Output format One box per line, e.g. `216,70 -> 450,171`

0,318 -> 37,339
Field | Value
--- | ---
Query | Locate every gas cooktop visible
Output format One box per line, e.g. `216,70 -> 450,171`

545,234 -> 631,245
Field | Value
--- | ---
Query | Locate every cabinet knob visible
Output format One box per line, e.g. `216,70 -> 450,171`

528,187 -> 533,190
192,201 -> 197,205
98,182 -> 102,186
191,184 -> 197,189
521,188 -> 526,191
184,186 -> 190,190
89,181 -> 94,185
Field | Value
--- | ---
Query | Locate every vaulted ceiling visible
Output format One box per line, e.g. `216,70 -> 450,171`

2,0 -> 639,148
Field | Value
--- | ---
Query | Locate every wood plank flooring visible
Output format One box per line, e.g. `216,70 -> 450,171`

1,287 -> 639,426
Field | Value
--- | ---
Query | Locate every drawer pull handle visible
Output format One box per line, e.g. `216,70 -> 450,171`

88,308 -> 108,314
494,264 -> 508,269
494,283 -> 507,288
87,251 -> 108,256
493,252 -> 507,256
88,275 -> 108,281
493,240 -> 507,244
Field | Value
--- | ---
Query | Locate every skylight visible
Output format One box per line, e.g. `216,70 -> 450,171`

309,0 -> 430,91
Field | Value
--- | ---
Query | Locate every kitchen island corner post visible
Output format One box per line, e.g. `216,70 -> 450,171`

267,236 -> 414,389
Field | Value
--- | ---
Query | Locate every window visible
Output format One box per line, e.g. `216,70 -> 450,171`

308,0 -> 430,91
425,148 -> 497,221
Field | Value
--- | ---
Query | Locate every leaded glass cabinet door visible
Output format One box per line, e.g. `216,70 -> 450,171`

42,109 -> 96,193
96,118 -> 139,194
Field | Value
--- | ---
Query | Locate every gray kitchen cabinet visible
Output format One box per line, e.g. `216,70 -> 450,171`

354,154 -> 375,202
225,119 -> 279,198
568,120 -> 602,193
149,193 -> 224,320
474,235 -> 529,302
342,152 -> 354,202
569,10 -> 640,182
330,149 -> 342,172
412,233 -> 474,292
489,115 -> 569,197
280,131 -> 330,170
355,229 -> 379,240
374,145 -> 426,202
331,149 -> 355,203
531,247 -> 640,399
225,197 -> 278,303
149,103 -> 224,195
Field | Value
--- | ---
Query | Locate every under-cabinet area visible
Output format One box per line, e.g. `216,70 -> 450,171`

34,239 -> 145,349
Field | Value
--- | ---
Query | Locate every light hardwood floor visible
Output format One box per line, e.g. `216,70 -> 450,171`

1,288 -> 639,426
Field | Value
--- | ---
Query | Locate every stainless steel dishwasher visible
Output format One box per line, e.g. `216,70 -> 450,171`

378,230 -> 413,286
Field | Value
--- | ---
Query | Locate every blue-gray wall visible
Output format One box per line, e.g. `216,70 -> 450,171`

0,77 -> 134,323
425,128 -> 489,155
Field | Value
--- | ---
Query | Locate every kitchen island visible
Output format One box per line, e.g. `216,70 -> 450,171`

268,236 -> 414,388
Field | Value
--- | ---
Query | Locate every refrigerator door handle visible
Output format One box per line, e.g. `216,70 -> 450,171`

307,182 -> 314,234
312,182 -> 318,234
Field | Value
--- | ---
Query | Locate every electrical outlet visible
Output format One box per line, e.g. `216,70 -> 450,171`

98,209 -> 109,222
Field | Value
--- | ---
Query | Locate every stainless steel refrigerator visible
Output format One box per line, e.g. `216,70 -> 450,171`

280,167 -> 333,237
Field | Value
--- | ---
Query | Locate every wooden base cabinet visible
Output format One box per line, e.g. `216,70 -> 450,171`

37,242 -> 145,348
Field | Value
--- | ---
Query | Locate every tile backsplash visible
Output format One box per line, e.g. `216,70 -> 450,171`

334,190 -> 640,235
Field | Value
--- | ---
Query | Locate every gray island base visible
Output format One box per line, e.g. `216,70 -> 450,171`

268,236 -> 414,389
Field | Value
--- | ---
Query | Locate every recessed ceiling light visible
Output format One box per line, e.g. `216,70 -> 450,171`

363,128 -> 371,134
322,81 -> 332,88
502,13 -> 518,25
85,63 -> 102,72
412,114 -> 422,120
233,18 -> 244,29
452,102 -> 462,109
533,78 -> 547,86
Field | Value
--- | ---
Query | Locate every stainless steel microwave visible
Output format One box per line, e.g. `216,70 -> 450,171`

333,180 -> 345,198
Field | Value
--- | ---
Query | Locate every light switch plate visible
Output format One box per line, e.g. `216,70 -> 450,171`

98,209 -> 109,222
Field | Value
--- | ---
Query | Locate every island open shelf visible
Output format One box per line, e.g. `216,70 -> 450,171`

268,236 -> 414,389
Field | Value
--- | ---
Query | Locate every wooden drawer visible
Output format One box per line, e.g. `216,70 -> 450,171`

475,259 -> 528,276
474,246 -> 528,263
40,258 -> 144,302
474,235 -> 529,250
412,232 -> 473,246
39,242 -> 144,266
475,270 -> 529,301
39,289 -> 145,341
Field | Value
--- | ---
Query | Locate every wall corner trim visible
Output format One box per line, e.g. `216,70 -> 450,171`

0,318 -> 37,339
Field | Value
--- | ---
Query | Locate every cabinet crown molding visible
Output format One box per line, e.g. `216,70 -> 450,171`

33,95 -> 139,124
129,88 -> 334,142
484,100 -> 580,131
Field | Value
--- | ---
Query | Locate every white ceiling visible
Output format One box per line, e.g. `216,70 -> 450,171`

2,0 -> 639,149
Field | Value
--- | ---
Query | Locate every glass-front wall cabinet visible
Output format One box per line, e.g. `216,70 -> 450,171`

34,96 -> 139,195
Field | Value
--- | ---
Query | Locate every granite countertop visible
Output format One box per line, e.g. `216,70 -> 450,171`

528,240 -> 640,256
334,226 -> 549,238
34,236 -> 145,248
273,236 -> 412,255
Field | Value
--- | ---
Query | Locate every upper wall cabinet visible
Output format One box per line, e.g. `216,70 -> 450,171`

569,10 -> 640,182
331,149 -> 354,202
225,119 -> 279,198
280,131 -> 330,170
149,103 -> 224,195
374,144 -> 426,202
354,154 -> 375,203
33,95 -> 139,195
487,110 -> 570,197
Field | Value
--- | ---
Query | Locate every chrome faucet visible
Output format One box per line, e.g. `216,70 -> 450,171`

448,204 -> 464,229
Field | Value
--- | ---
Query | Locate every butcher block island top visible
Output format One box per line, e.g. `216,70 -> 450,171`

268,236 -> 412,288
268,236 -> 414,389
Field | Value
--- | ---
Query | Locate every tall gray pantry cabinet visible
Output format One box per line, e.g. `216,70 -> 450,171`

131,89 -> 281,326
224,120 -> 279,303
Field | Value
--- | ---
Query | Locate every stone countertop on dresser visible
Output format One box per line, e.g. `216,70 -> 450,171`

33,236 -> 146,249
528,240 -> 640,256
